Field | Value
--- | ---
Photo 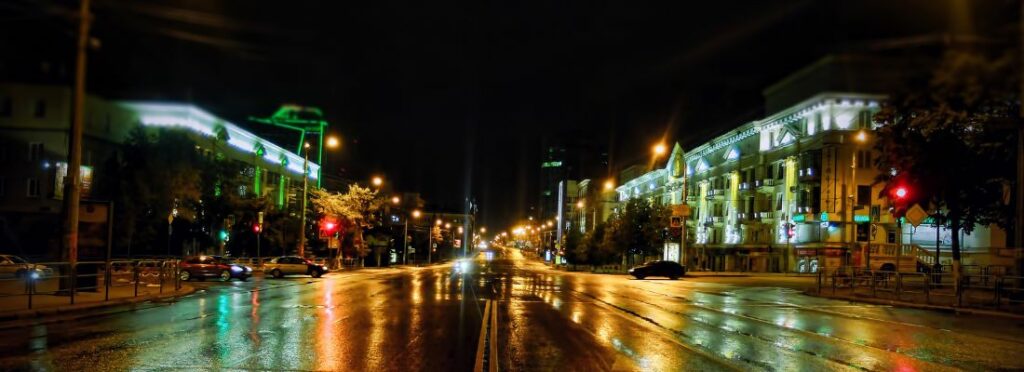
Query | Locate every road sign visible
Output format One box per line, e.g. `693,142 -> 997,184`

672,205 -> 690,217
905,204 -> 929,227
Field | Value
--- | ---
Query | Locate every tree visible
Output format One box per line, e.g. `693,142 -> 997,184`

607,198 -> 672,265
99,128 -> 204,256
873,49 -> 1017,286
311,184 -> 385,262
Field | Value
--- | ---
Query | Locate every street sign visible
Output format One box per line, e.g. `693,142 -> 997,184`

672,205 -> 690,217
905,204 -> 929,227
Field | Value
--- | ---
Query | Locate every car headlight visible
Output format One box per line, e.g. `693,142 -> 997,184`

29,271 -> 40,280
230,266 -> 243,273
244,266 -> 252,272
458,260 -> 470,273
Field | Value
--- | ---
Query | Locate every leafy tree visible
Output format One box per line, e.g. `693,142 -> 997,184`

873,49 -> 1017,284
101,128 -> 204,256
311,184 -> 385,261
563,227 -> 585,265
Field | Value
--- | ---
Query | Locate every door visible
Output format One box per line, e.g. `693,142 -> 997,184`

285,257 -> 305,274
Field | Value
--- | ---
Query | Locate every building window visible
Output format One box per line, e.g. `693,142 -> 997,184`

27,142 -> 43,162
857,185 -> 871,206
0,97 -> 11,117
857,150 -> 871,169
34,100 -> 46,118
858,110 -> 872,129
26,178 -> 39,197
238,185 -> 247,197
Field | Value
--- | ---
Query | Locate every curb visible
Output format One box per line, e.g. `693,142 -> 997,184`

804,290 -> 1024,320
0,285 -> 197,325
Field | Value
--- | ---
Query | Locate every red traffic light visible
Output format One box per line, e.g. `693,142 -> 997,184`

894,187 -> 908,199
253,224 -> 261,233
324,221 -> 336,231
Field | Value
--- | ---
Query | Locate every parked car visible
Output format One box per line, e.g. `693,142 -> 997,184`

628,261 -> 686,280
179,256 -> 252,282
0,254 -> 53,279
264,256 -> 327,278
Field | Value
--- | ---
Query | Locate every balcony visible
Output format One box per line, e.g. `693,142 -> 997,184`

757,211 -> 776,219
757,179 -> 777,189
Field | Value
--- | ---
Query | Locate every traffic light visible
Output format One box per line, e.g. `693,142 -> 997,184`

253,224 -> 261,233
888,183 -> 913,217
218,229 -> 229,242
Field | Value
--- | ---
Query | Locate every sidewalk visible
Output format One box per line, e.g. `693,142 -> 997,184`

0,278 -> 195,322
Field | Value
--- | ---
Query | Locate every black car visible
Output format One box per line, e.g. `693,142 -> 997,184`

628,260 -> 686,280
179,256 -> 253,282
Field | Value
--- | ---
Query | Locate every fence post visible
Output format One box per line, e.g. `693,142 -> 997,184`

105,261 -> 111,301
133,262 -> 140,297
70,263 -> 77,305
26,274 -> 33,310
159,261 -> 164,294
871,271 -> 877,297
895,273 -> 903,300
923,273 -> 930,304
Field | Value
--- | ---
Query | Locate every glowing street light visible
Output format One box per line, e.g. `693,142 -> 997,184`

372,176 -> 383,187
480,227 -> 487,233
653,143 -> 667,156
604,179 -> 615,191
436,219 -> 442,226
445,222 -> 451,229
412,209 -> 422,218
326,136 -> 341,148
855,130 -> 867,143
576,200 -> 585,209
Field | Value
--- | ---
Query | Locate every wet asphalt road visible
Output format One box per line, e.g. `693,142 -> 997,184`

1,247 -> 1023,371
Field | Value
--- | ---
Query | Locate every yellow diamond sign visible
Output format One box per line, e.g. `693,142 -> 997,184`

905,204 -> 929,227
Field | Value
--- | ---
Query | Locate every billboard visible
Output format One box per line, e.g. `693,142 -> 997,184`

54,162 -> 94,199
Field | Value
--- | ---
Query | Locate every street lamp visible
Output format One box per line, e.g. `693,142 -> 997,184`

326,136 -> 341,149
604,179 -> 615,191
372,176 -> 383,187
480,227 -> 486,233
391,196 -> 401,205
653,143 -> 667,156
403,209 -> 421,265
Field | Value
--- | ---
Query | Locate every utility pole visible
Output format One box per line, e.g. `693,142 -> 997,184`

298,143 -> 310,258
1016,0 -> 1024,276
62,0 -> 91,268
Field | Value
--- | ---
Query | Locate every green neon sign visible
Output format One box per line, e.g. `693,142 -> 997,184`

854,214 -> 870,223
820,212 -> 829,222
792,214 -> 806,223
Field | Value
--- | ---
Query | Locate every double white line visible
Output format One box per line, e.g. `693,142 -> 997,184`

473,299 -> 499,372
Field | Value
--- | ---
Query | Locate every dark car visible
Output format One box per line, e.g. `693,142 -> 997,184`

628,260 -> 686,280
264,256 -> 328,278
179,256 -> 252,282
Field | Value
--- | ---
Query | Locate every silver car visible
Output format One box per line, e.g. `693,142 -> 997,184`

0,254 -> 54,279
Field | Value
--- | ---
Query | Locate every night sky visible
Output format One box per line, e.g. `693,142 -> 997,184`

1,0 -> 1016,230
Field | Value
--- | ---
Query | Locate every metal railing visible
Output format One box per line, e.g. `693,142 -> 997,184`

817,266 -> 1024,311
0,259 -> 182,311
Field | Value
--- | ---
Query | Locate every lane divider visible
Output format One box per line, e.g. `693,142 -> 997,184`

474,299 -> 499,372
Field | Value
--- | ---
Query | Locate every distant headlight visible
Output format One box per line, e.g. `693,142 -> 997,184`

244,266 -> 252,272
458,260 -> 471,273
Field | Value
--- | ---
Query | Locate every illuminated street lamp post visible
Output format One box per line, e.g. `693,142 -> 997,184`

404,209 -> 421,265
